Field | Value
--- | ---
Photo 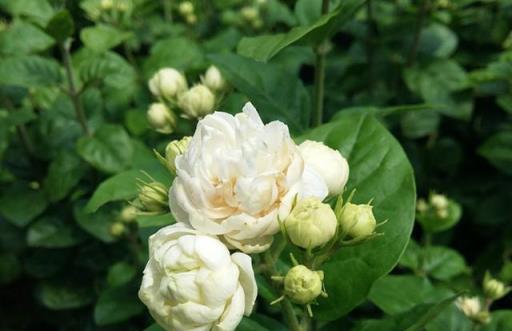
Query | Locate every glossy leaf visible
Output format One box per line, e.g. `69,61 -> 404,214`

80,24 -> 131,53
27,217 -> 85,248
478,131 -> 512,175
0,183 -> 48,227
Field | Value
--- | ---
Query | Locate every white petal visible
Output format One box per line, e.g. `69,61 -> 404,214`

231,252 -> 257,314
213,286 -> 246,331
301,165 -> 328,200
196,264 -> 239,307
170,302 -> 224,329
194,235 -> 231,269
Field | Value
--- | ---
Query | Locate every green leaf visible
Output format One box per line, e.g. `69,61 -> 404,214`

36,280 -> 94,310
136,213 -> 174,228
400,109 -> 440,139
77,124 -> 134,174
210,53 -> 310,133
80,24 -> 130,53
298,112 -> 416,320
417,199 -> 462,233
425,304 -> 473,331
73,201 -> 116,243
480,311 -> 512,331
94,283 -> 144,325
46,10 -> 74,44
0,55 -> 62,87
0,183 -> 48,227
369,275 -> 453,315
354,296 -> 459,331
236,317 -> 270,331
107,262 -> 136,287
478,131 -> 512,175
143,37 -> 204,78
0,253 -> 21,284
0,20 -> 54,55
27,216 -> 85,248
0,0 -> 55,26
418,23 -> 458,58
143,324 -> 165,331
237,0 -> 365,62
294,0 -> 340,26
43,151 -> 88,202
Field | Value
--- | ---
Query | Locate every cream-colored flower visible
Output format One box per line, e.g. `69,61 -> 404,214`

147,103 -> 177,134
169,103 -> 328,253
139,223 -> 257,331
202,65 -> 228,93
298,140 -> 349,196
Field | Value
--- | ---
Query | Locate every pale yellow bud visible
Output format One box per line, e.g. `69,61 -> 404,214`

110,222 -> 126,237
119,205 -> 138,223
178,84 -> 216,119
139,182 -> 168,212
147,103 -> 177,134
101,0 -> 113,10
284,197 -> 337,249
240,6 -> 259,21
202,65 -> 228,93
284,265 -> 324,304
338,203 -> 377,239
148,68 -> 188,101
483,272 -> 510,300
178,1 -> 194,16
456,296 -> 490,324
416,198 -> 428,213
165,136 -> 192,172
185,14 -> 197,24
430,193 -> 448,210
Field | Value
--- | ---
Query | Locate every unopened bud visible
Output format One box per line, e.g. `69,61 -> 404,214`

202,65 -> 228,93
430,193 -> 448,210
240,6 -> 259,21
101,0 -> 113,10
178,1 -> 194,16
456,297 -> 490,324
338,202 -> 377,239
284,197 -> 337,249
148,68 -> 188,101
483,272 -> 510,300
119,205 -> 138,223
165,136 -> 191,173
139,182 -> 168,212
185,14 -> 197,24
416,198 -> 428,213
147,103 -> 177,134
284,265 -> 324,304
110,222 -> 126,237
178,84 -> 215,119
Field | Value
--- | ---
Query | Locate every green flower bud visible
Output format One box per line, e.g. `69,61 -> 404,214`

185,13 -> 197,24
416,198 -> 428,213
483,272 -> 510,300
417,194 -> 461,233
430,193 -> 448,210
284,197 -> 337,249
178,1 -> 194,16
284,265 -> 324,304
110,222 -> 126,237
165,136 -> 192,172
139,182 -> 168,212
202,65 -> 228,93
119,205 -> 138,223
147,103 -> 177,134
178,84 -> 216,119
338,202 -> 376,239
240,6 -> 259,21
101,0 -> 113,10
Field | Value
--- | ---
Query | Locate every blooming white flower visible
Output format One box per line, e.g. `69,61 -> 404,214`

148,68 -> 188,101
298,140 -> 349,196
169,102 -> 328,253
178,84 -> 216,119
139,223 -> 257,331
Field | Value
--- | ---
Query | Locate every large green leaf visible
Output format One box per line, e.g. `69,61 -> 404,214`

368,275 -> 453,315
0,20 -> 54,55
237,0 -> 365,62
0,0 -> 54,26
481,311 -> 512,331
77,124 -> 134,174
36,280 -> 94,310
210,53 -> 310,133
73,201 -> 116,243
43,151 -> 88,202
0,55 -> 62,87
94,282 -> 144,325
0,183 -> 48,227
298,112 -> 416,320
27,216 -> 85,248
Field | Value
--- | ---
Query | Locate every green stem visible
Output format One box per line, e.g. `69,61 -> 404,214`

312,0 -> 330,127
406,0 -> 429,67
263,252 -> 302,331
61,41 -> 90,136
366,0 -> 375,94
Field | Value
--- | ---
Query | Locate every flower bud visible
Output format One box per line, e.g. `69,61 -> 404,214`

298,140 -> 349,196
240,6 -> 259,22
284,265 -> 324,304
110,222 -> 126,237
483,272 -> 510,300
185,13 -> 197,24
178,1 -> 194,16
178,84 -> 216,119
101,0 -> 113,10
202,65 -> 228,93
430,193 -> 448,210
139,182 -> 168,212
456,297 -> 490,324
119,205 -> 137,223
416,198 -> 428,213
147,103 -> 177,134
165,136 -> 192,172
284,197 -> 337,249
338,202 -> 377,239
148,68 -> 188,101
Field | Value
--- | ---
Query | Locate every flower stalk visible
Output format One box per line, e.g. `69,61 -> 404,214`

312,0 -> 330,127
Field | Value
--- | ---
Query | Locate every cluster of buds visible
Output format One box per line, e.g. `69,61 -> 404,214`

483,271 -> 510,301
146,66 -> 228,133
221,0 -> 267,30
91,0 -> 132,22
456,296 -> 491,324
177,1 -> 197,24
416,193 -> 461,233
